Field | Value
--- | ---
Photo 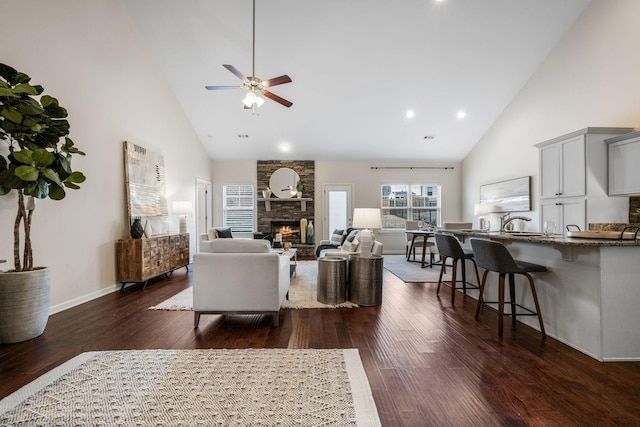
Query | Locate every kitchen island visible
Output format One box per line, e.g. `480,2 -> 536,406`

445,229 -> 640,361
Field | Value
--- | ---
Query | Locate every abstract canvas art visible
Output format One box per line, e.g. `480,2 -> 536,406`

124,141 -> 168,218
480,176 -> 531,212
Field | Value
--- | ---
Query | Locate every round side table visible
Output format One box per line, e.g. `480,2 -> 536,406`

317,256 -> 348,304
349,254 -> 384,306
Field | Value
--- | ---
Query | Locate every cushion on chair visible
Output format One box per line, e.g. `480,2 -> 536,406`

215,227 -> 234,238
210,239 -> 271,253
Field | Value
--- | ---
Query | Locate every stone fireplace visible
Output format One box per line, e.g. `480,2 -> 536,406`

257,160 -> 315,258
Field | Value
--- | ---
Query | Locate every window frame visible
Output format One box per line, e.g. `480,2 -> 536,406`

222,184 -> 255,233
381,183 -> 441,229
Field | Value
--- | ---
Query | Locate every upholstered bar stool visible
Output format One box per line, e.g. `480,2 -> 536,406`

470,238 -> 547,338
434,233 -> 481,304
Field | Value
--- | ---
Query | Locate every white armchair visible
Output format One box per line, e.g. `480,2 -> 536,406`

193,239 -> 290,327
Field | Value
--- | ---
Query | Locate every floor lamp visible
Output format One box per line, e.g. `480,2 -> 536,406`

172,201 -> 193,234
352,208 -> 382,257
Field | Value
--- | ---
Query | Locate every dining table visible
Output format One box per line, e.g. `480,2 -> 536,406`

405,229 -> 438,268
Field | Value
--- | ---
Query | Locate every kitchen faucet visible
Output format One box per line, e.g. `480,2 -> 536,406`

501,213 -> 532,231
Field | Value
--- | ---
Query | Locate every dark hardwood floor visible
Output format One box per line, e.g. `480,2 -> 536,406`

2,267 -> 640,426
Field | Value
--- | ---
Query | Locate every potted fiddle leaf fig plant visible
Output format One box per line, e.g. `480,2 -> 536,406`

0,63 -> 86,343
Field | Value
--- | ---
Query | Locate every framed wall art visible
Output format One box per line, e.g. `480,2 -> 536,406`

479,176 -> 531,212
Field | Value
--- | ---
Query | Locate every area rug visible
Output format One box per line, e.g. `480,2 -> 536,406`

149,260 -> 358,310
383,254 -> 450,283
0,349 -> 381,426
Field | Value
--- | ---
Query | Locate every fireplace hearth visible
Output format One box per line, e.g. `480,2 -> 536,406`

271,221 -> 302,243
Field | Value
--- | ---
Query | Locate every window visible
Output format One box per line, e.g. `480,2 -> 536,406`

381,184 -> 441,229
223,184 -> 254,232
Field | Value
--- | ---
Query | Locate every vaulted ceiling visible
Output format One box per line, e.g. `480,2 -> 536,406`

123,0 -> 592,161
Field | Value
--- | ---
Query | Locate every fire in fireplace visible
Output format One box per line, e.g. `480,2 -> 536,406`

271,221 -> 301,243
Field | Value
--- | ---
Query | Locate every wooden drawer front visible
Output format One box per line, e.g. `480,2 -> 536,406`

158,236 -> 171,272
170,234 -> 189,268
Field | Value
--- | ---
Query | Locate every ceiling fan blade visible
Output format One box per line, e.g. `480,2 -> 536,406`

262,74 -> 292,88
263,90 -> 293,108
205,85 -> 243,90
223,64 -> 249,83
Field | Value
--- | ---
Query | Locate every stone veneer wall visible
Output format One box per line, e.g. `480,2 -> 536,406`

257,160 -> 315,258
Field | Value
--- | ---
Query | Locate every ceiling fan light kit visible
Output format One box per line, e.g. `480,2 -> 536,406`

205,0 -> 292,114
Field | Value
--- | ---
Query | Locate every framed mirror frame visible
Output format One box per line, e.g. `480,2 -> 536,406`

269,167 -> 300,198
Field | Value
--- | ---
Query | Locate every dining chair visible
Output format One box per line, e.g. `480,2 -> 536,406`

406,221 -> 436,266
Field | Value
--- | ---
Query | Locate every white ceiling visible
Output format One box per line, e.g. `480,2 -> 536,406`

123,0 -> 592,162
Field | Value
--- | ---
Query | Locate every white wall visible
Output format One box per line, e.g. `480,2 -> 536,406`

211,160 -> 258,227
210,160 -> 462,253
462,0 -> 640,228
0,0 -> 212,312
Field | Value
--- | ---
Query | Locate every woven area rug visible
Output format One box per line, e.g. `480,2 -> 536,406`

149,260 -> 358,310
0,349 -> 381,426
383,254 -> 450,283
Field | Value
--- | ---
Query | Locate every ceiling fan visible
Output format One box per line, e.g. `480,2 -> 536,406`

205,0 -> 293,113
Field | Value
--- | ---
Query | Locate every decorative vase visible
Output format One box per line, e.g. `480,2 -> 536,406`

300,218 -> 307,244
0,267 -> 51,344
130,217 -> 144,238
143,219 -> 152,238
307,220 -> 315,245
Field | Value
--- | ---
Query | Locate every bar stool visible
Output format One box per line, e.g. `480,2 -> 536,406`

434,233 -> 481,304
470,238 -> 547,338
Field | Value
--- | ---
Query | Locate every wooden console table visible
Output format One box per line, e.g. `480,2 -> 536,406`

116,233 -> 189,290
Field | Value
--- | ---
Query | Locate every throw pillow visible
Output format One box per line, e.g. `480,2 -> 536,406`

345,229 -> 360,243
342,237 -> 360,252
215,227 -> 233,238
329,229 -> 345,246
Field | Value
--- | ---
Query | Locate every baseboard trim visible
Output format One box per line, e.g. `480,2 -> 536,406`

49,285 -> 120,315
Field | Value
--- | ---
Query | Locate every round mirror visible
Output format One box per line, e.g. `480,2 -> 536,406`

269,168 -> 300,198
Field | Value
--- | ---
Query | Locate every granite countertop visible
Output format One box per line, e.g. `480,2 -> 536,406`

444,229 -> 640,247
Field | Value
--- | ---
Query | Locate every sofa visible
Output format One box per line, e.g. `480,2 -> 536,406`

317,228 -> 383,258
199,227 -> 254,252
193,239 -> 290,327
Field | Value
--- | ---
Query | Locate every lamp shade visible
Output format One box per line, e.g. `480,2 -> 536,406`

474,203 -> 489,216
172,201 -> 193,215
352,208 -> 382,229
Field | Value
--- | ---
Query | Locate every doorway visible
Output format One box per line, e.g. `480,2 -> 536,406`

195,178 -> 212,252
323,184 -> 353,239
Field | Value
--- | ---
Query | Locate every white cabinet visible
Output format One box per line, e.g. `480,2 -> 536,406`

606,130 -> 640,196
535,127 -> 633,234
540,198 -> 586,233
540,135 -> 585,199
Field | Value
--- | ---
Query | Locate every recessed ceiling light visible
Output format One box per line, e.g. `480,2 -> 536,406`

457,111 -> 466,119
406,110 -> 415,119
279,143 -> 291,152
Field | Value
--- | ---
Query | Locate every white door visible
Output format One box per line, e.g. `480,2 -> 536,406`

323,184 -> 353,239
195,178 -> 212,251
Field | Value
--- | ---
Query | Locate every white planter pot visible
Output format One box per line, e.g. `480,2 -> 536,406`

0,267 -> 51,344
